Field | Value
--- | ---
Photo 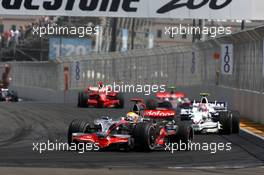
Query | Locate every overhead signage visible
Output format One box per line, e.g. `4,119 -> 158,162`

0,0 -> 264,20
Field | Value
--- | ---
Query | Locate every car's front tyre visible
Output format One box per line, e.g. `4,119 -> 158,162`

77,92 -> 89,108
133,122 -> 156,152
231,111 -> 240,134
68,120 -> 90,145
219,111 -> 233,135
170,121 -> 194,151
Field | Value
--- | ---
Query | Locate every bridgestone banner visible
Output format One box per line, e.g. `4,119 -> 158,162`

0,0 -> 264,20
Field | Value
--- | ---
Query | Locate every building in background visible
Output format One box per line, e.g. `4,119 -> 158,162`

151,19 -> 264,47
99,18 -> 152,52
0,15 -> 41,33
0,15 -> 263,61
100,18 -> 264,51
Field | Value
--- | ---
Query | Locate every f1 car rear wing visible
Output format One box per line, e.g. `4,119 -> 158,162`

130,98 -> 144,103
212,102 -> 228,111
88,86 -> 110,92
156,92 -> 186,99
192,101 -> 228,111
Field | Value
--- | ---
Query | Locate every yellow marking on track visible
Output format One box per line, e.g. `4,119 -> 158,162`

240,118 -> 264,137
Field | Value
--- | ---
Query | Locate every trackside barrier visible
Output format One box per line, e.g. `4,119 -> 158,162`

57,44 -> 203,90
3,62 -> 61,90
195,26 -> 264,93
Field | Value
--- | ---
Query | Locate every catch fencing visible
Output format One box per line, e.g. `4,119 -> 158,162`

6,62 -> 61,90
1,26 -> 264,93
63,45 -> 204,90
196,26 -> 264,93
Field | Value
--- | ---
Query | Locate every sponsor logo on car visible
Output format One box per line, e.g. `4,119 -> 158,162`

144,110 -> 175,117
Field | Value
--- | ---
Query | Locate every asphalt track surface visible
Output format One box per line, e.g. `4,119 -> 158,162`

0,102 -> 263,173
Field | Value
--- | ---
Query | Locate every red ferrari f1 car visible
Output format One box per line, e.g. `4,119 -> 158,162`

69,99 -> 194,151
78,82 -> 124,108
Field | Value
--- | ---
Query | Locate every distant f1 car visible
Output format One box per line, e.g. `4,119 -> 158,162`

77,82 -> 124,108
68,99 -> 193,152
146,86 -> 191,111
0,88 -> 18,102
188,93 -> 240,134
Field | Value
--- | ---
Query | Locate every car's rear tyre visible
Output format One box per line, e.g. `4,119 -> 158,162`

146,99 -> 158,110
133,122 -> 156,152
11,91 -> 18,102
116,93 -> 124,108
0,93 -> 3,101
78,92 -> 88,108
219,111 -> 233,135
68,120 -> 90,145
170,121 -> 193,151
231,111 -> 240,134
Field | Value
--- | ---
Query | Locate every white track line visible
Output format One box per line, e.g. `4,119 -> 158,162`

241,128 -> 264,141
168,164 -> 264,170
168,165 -> 247,170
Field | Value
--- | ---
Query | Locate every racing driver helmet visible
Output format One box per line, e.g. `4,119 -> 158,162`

125,112 -> 140,123
98,81 -> 104,89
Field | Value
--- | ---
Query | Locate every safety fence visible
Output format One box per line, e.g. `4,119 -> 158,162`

65,45 -> 204,90
0,26 -> 263,93
196,26 -> 264,93
6,62 -> 61,90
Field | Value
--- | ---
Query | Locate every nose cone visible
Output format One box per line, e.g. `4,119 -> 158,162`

192,115 -> 202,124
192,118 -> 200,124
99,94 -> 107,101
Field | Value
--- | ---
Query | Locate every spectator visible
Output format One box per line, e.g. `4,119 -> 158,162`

10,26 -> 20,47
25,24 -> 32,38
3,30 -> 11,48
14,29 -> 20,45
1,33 -> 4,48
0,34 -> 2,49
19,26 -> 25,44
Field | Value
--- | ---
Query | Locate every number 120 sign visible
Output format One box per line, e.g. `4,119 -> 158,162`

49,38 -> 92,60
221,44 -> 233,75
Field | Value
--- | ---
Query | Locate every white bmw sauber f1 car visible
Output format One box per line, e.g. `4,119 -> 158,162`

180,93 -> 240,134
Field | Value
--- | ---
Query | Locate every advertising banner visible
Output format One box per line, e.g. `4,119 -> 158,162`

49,37 -> 91,60
0,0 -> 264,20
